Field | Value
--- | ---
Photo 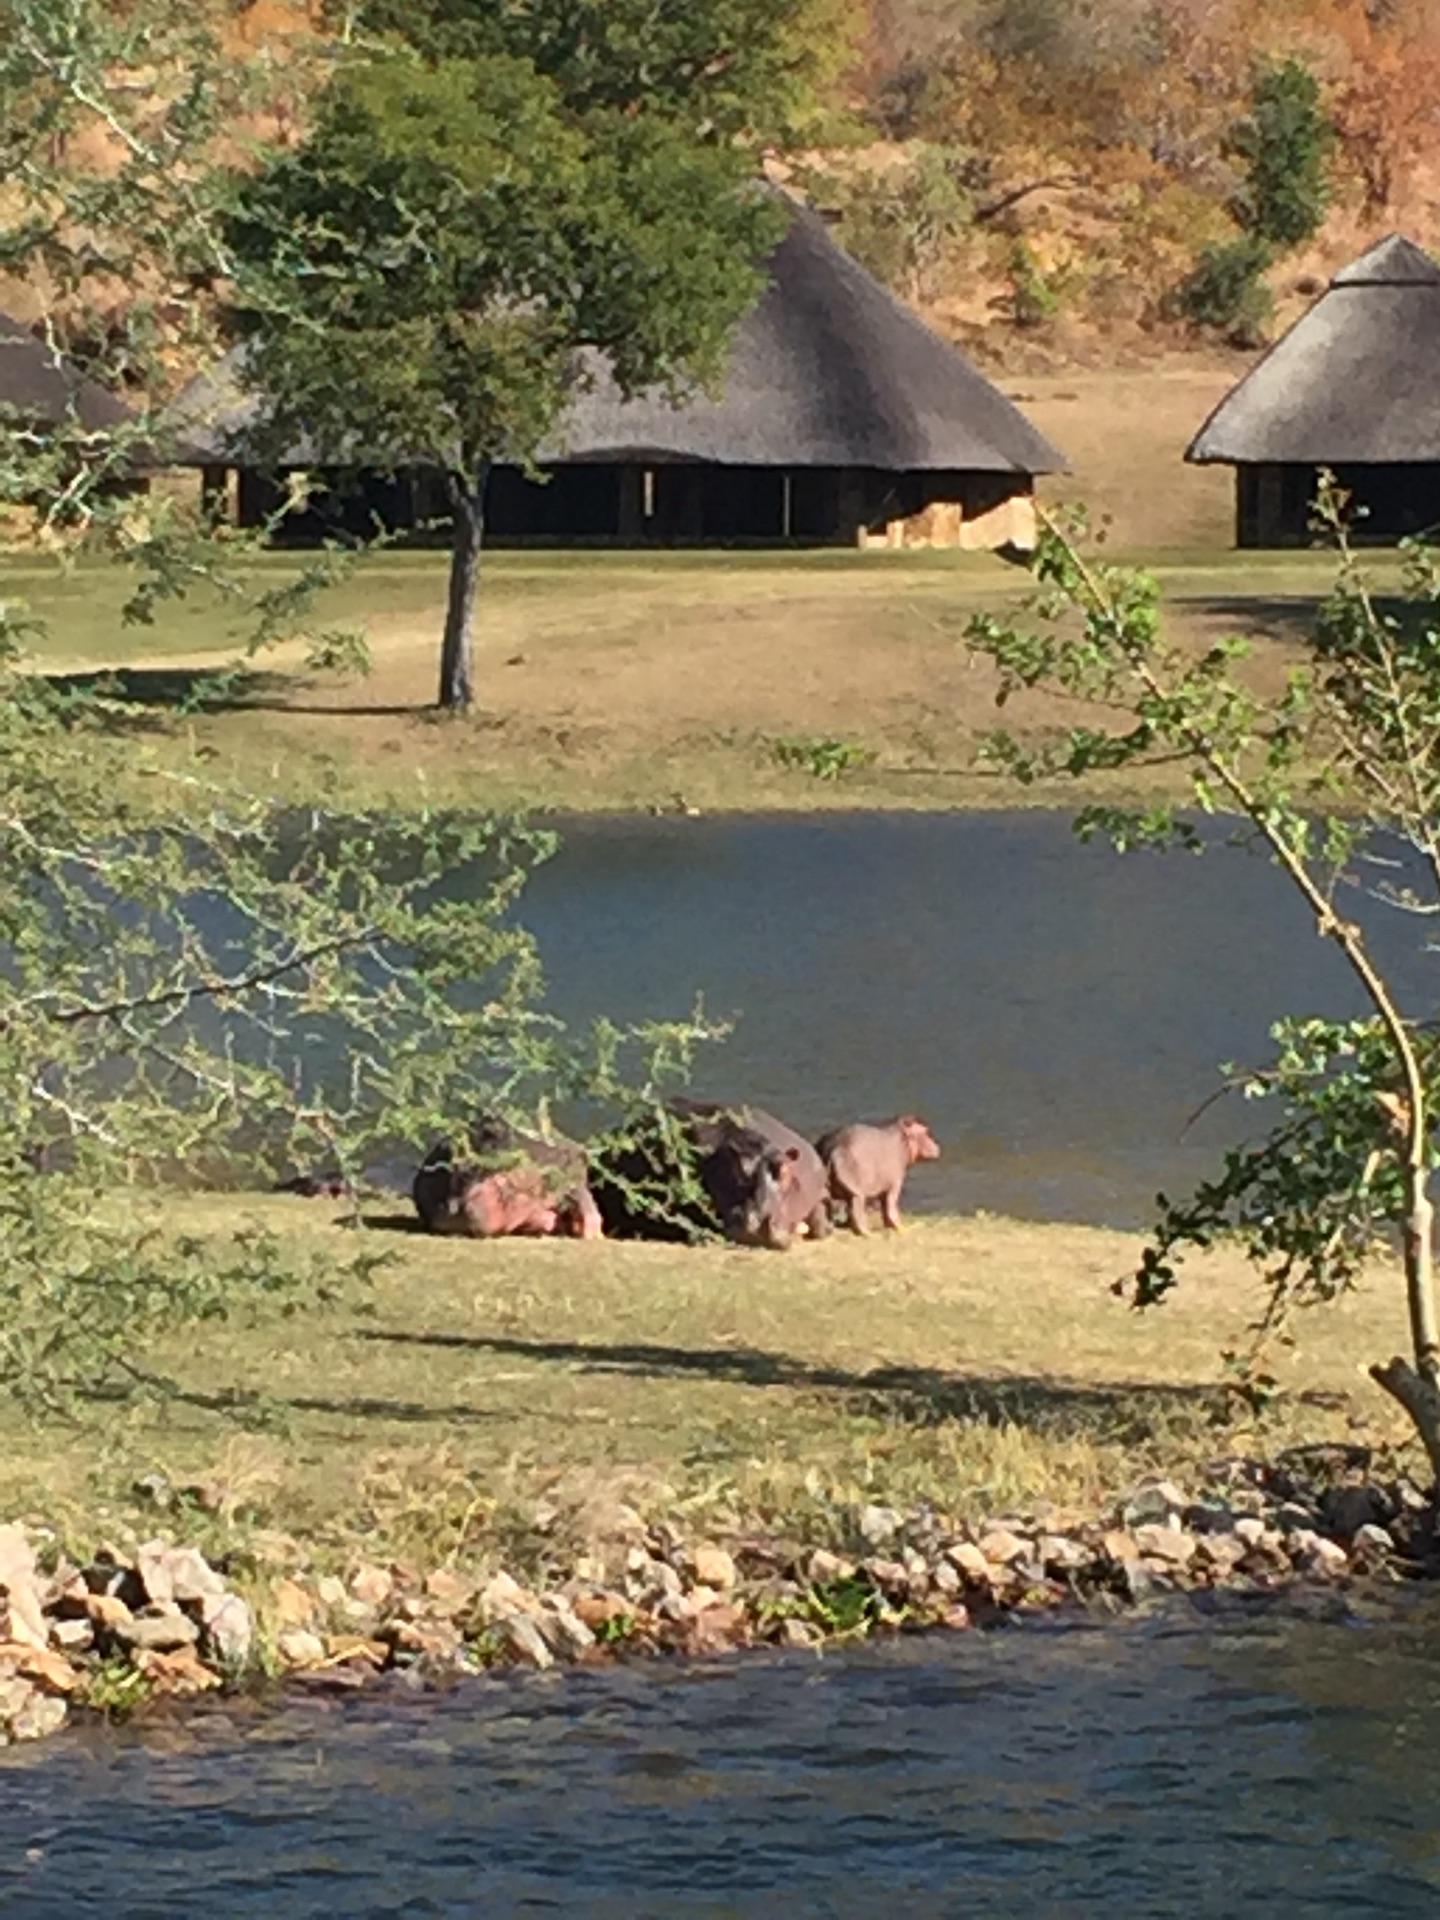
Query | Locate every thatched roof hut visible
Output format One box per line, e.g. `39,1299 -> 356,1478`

0,312 -> 135,435
1186,235 -> 1440,546
170,206 -> 1065,550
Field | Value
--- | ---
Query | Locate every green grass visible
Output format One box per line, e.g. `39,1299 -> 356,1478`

0,542 -> 1396,816
0,1196 -> 1415,1578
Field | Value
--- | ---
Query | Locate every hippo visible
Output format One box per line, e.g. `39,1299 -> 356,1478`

591,1098 -> 830,1250
412,1116 -> 603,1240
815,1116 -> 940,1235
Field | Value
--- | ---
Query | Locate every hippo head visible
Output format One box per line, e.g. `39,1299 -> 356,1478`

900,1117 -> 941,1163
724,1134 -> 802,1251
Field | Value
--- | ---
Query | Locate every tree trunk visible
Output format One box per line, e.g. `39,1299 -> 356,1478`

1371,1162 -> 1440,1484
438,464 -> 489,712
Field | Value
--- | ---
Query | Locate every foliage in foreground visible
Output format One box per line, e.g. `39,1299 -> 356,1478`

966,483 -> 1440,1475
0,635 -> 721,1412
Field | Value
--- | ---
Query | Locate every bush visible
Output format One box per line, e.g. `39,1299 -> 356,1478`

1173,235 -> 1274,345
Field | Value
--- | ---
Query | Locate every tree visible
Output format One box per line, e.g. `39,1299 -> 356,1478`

350,0 -> 863,144
222,47 -> 786,711
966,488 -> 1440,1479
1226,55 -> 1333,252
1173,55 -> 1332,344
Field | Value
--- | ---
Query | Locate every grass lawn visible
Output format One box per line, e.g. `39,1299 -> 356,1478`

2,541 -> 1374,815
2,1196 -> 1413,1578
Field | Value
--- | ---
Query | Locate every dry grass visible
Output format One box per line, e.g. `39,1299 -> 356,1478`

1,1196 -> 1418,1574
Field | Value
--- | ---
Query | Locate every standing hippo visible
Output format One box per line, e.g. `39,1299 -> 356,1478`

413,1116 -> 603,1240
815,1116 -> 940,1235
591,1098 -> 830,1250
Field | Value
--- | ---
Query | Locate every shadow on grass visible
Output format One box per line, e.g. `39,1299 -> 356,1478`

41,664 -> 427,722
354,1328 -> 1241,1442
1175,591 -> 1432,649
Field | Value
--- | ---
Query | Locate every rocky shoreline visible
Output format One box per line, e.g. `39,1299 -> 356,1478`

2,1447 -> 1432,1747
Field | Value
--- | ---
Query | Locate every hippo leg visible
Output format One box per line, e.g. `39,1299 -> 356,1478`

880,1186 -> 904,1231
846,1192 -> 870,1235
805,1200 -> 832,1241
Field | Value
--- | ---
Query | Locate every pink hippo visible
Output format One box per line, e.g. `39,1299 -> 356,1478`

814,1116 -> 941,1235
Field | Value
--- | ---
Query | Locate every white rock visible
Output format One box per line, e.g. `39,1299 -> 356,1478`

277,1628 -> 327,1669
500,1613 -> 554,1669
200,1592 -> 253,1668
858,1505 -> 902,1547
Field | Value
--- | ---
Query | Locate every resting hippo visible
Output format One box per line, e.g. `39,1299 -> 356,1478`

412,1117 -> 603,1240
815,1116 -> 940,1235
592,1098 -> 830,1250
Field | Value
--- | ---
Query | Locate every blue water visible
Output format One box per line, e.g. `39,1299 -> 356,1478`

4,1603 -> 1440,1917
513,812 -> 1438,1225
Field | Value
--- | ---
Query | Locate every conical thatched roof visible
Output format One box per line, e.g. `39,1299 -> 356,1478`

1187,235 -> 1440,466
167,206 -> 1066,475
0,311 -> 135,434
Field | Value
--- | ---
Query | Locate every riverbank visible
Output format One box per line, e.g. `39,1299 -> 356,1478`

0,1200 -> 1426,1742
7,546 -> 1365,816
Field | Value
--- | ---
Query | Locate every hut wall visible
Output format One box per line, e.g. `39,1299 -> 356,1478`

227,462 -> 1038,549
1236,463 -> 1440,546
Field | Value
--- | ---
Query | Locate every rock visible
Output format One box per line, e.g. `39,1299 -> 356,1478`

0,1526 -> 37,1591
930,1559 -> 962,1596
277,1628 -> 327,1669
685,1602 -> 747,1653
0,1571 -> 49,1653
50,1618 -> 93,1653
1193,1534 -> 1246,1575
1133,1524 -> 1196,1568
1350,1522 -> 1395,1560
273,1578 -> 315,1627
423,1569 -> 475,1615
316,1575 -> 347,1609
1114,1558 -> 1154,1602
977,1528 -> 1030,1567
571,1590 -> 633,1632
137,1543 -> 226,1607
1290,1531 -> 1350,1579
940,1603 -> 972,1631
1100,1529 -> 1141,1564
136,1646 -> 223,1696
350,1564 -> 394,1608
865,1558 -> 909,1595
536,1603 -> 595,1660
499,1613 -> 554,1670
113,1609 -> 200,1654
1321,1485 -> 1391,1541
478,1571 -> 536,1622
857,1505 -> 902,1547
773,1616 -> 816,1649
384,1616 -> 464,1663
85,1591 -> 134,1630
572,1555 -> 607,1584
1233,1517 -> 1270,1548
690,1544 -> 738,1591
0,1643 -> 79,1693
9,1690 -> 67,1742
1039,1534 -> 1091,1574
1123,1481 -> 1189,1527
200,1592 -> 253,1668
322,1634 -> 387,1670
806,1549 -> 856,1584
945,1542 -> 994,1584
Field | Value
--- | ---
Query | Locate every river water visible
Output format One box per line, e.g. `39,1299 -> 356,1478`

4,1599 -> 1440,1916
517,811 -> 1437,1226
